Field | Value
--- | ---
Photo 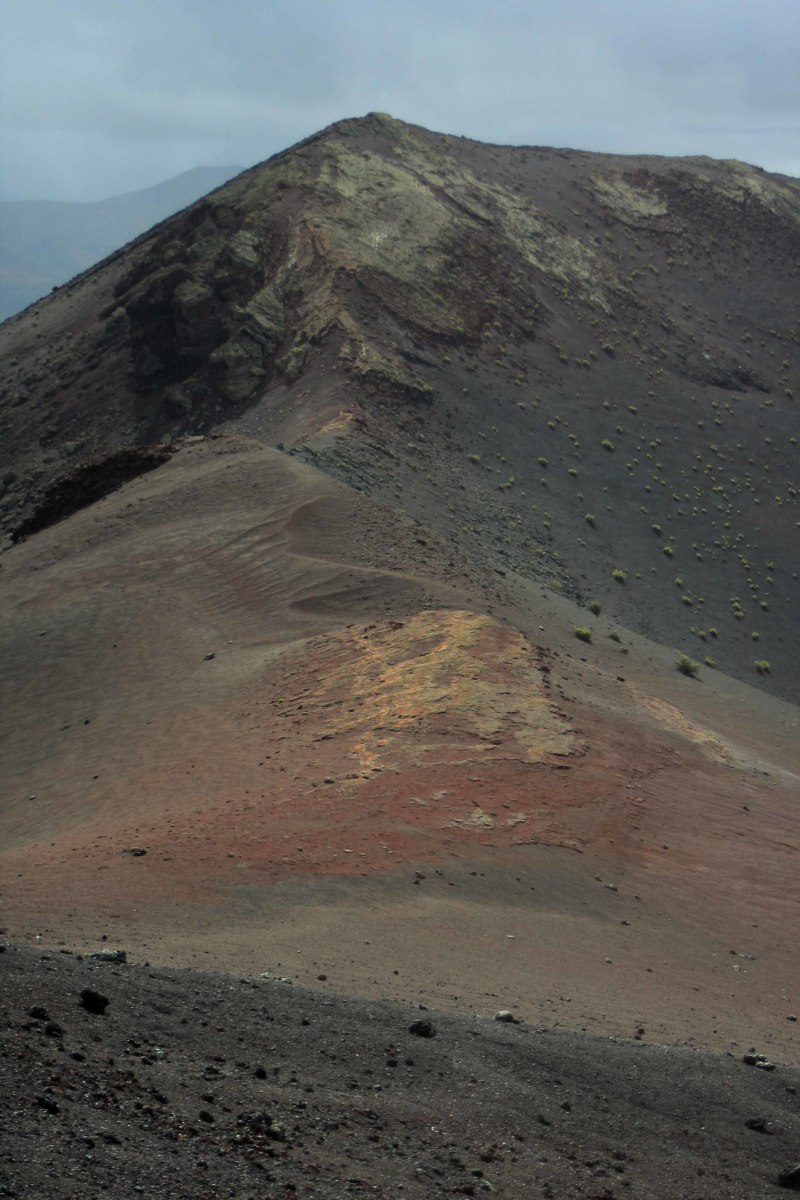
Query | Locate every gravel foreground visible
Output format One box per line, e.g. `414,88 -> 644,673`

1,944 -> 798,1199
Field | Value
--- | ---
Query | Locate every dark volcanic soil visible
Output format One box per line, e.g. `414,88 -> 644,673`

2,945 -> 799,1200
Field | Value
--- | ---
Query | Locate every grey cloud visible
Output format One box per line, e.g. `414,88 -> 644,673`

1,0 -> 797,201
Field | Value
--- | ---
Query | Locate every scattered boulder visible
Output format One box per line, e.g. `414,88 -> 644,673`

238,1110 -> 287,1141
89,949 -> 126,963
27,1005 -> 48,1020
745,1116 -> 773,1134
409,1018 -> 436,1038
778,1164 -> 800,1190
80,988 -> 110,1015
742,1052 -> 776,1071
494,1010 -> 519,1024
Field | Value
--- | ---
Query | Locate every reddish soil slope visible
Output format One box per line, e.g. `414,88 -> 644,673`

2,438 -> 797,1065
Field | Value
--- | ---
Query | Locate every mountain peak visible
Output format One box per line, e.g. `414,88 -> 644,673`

1,118 -> 798,699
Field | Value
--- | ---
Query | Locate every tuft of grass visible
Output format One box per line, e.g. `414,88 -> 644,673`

704,657 -> 716,668
754,660 -> 771,674
676,654 -> 700,677
584,513 -> 596,527
612,568 -> 626,583
574,626 -> 592,643
601,439 -> 615,452
588,600 -> 602,615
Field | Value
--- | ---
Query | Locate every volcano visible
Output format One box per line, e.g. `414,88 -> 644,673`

0,114 -> 798,1198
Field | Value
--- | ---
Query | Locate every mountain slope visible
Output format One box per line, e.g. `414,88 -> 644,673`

1,113 -> 797,699
0,166 -> 241,321
0,117 -> 799,1074
1,435 -> 797,1063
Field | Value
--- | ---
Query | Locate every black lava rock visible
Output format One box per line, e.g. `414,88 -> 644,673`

778,1164 -> 800,1190
80,988 -> 109,1014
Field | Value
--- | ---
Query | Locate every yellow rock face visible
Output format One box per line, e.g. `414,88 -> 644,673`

293,609 -> 575,776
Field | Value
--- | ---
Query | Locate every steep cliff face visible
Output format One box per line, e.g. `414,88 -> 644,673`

1,113 -> 798,696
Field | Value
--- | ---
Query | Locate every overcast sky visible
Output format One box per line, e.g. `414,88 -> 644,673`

1,0 -> 798,202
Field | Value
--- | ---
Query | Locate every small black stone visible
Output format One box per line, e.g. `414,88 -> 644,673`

80,988 -> 109,1014
778,1165 -> 800,1190
408,1018 -> 436,1038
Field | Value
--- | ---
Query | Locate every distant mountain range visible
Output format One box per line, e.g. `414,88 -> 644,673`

0,166 -> 242,322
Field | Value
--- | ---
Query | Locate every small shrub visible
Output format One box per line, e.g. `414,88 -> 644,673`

574,626 -> 592,643
663,545 -> 674,557
467,453 -> 481,463
584,513 -> 596,527
652,524 -> 662,535
589,600 -> 602,615
754,660 -> 771,674
609,631 -> 621,642
601,439 -> 615,452
704,657 -> 716,668
612,568 -> 626,583
677,654 -> 700,677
